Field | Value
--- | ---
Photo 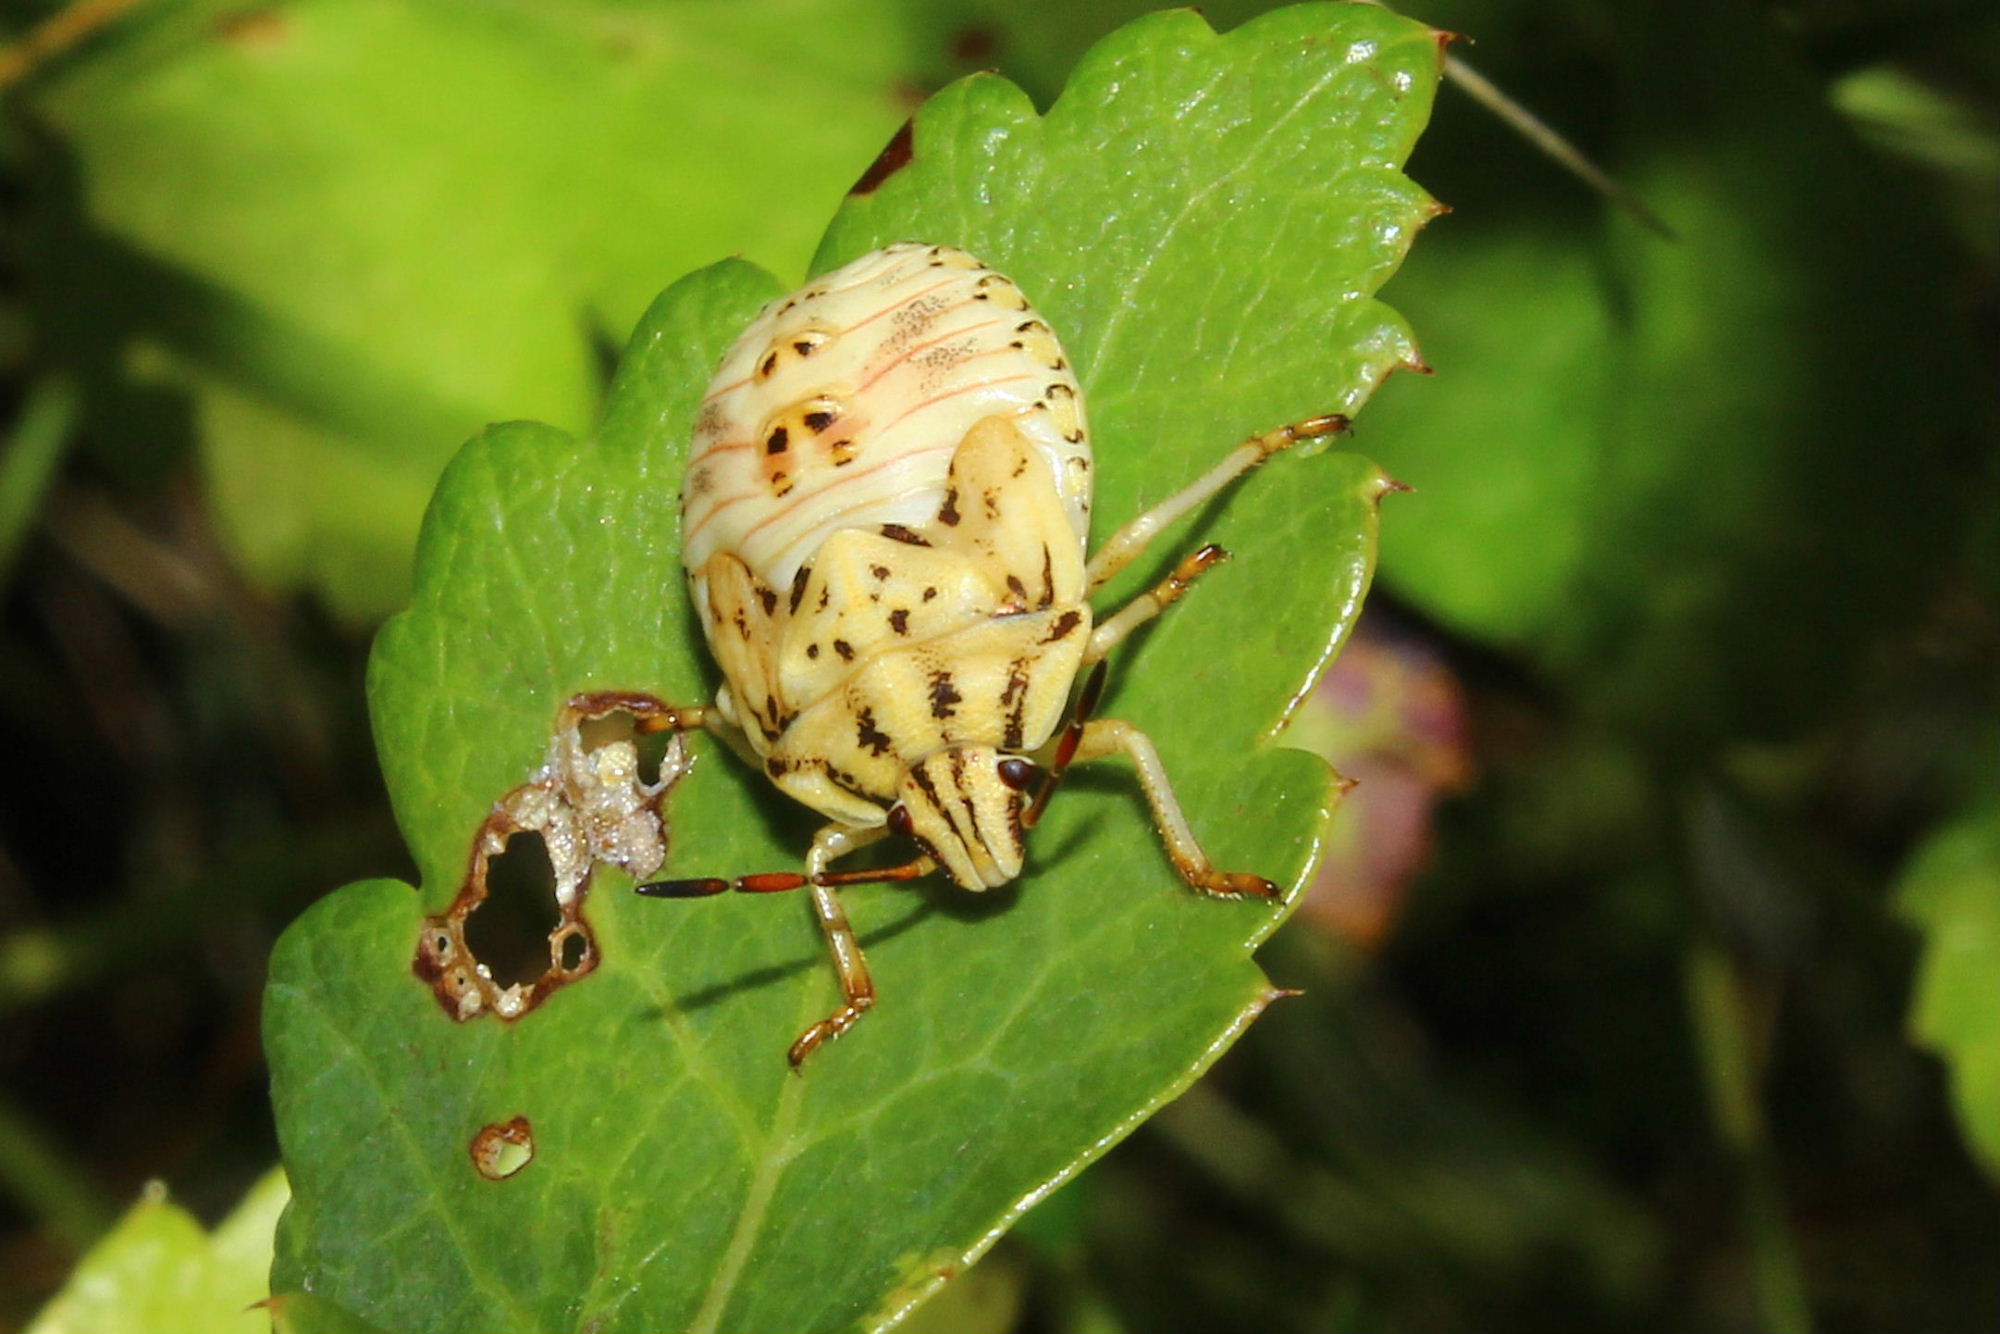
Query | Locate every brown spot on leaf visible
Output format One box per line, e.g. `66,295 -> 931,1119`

850,118 -> 914,196
470,1116 -> 534,1180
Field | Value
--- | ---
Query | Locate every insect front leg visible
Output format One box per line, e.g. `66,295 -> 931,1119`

790,822 -> 894,1068
635,820 -> 939,1066
1084,413 -> 1349,591
1073,719 -> 1279,900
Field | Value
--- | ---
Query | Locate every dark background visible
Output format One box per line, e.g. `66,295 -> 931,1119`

1,0 -> 1996,1330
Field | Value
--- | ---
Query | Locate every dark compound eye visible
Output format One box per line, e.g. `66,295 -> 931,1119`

996,756 -> 1041,791
887,803 -> 914,837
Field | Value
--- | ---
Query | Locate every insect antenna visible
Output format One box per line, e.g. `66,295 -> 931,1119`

1023,660 -> 1108,831
636,855 -> 936,898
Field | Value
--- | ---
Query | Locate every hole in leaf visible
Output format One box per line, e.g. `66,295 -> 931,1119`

462,833 -> 561,990
415,692 -> 692,1021
469,1116 -> 534,1180
577,708 -> 674,787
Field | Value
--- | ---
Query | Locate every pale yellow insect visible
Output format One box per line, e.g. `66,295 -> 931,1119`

638,242 -> 1346,1065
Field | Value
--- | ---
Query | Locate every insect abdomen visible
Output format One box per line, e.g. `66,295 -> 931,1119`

681,243 -> 1091,591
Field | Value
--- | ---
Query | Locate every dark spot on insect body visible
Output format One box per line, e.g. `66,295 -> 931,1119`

771,471 -> 794,496
766,427 -> 790,455
938,490 -> 961,526
759,351 -> 779,378
922,586 -> 937,602
850,118 -> 914,196
806,642 -> 820,659
856,708 -> 893,756
733,610 -> 751,639
1006,574 -> 1028,602
870,564 -> 891,580
889,609 -> 910,635
789,566 -> 811,613
929,670 -> 963,719
1001,660 -> 1031,748
1011,456 -> 1027,478
909,760 -> 942,811
686,465 -> 714,497
880,524 -> 931,546
834,639 -> 855,661
983,489 -> 1001,519
1044,610 -> 1081,643
804,408 -> 838,433
793,339 -> 819,357
818,587 -> 832,610
757,585 -> 778,615
766,756 -> 793,777
1039,546 -> 1053,601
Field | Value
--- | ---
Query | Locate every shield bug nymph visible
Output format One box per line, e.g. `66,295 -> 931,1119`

636,242 -> 1348,1065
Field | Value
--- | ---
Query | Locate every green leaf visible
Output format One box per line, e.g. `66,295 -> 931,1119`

26,0 -> 913,621
26,1169 -> 288,1334
1351,1 -> 1978,743
1897,797 -> 2000,1179
265,6 -> 1440,1331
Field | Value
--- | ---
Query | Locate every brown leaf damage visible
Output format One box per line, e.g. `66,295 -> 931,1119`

469,1116 -> 535,1180
413,693 -> 693,1021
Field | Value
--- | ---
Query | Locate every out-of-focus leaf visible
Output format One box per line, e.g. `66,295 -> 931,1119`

1356,0 -> 1977,744
1897,795 -> 2000,1178
25,1169 -> 287,1334
23,0 -> 914,621
263,7 -> 1441,1331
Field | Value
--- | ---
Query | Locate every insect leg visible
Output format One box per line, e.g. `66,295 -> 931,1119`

634,822 -> 937,1065
1073,719 -> 1279,900
1084,414 -> 1348,591
1084,543 -> 1228,665
564,690 -> 712,732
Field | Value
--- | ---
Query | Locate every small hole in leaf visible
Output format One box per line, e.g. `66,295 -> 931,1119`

556,927 -> 589,973
470,1116 -> 534,1180
463,833 -> 561,990
577,709 -> 636,752
577,708 -> 673,786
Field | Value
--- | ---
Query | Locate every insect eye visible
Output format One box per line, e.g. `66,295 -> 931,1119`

996,757 -> 1041,791
887,804 -> 914,837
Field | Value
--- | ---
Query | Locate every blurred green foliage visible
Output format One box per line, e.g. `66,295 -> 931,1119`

0,0 -> 1996,1331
